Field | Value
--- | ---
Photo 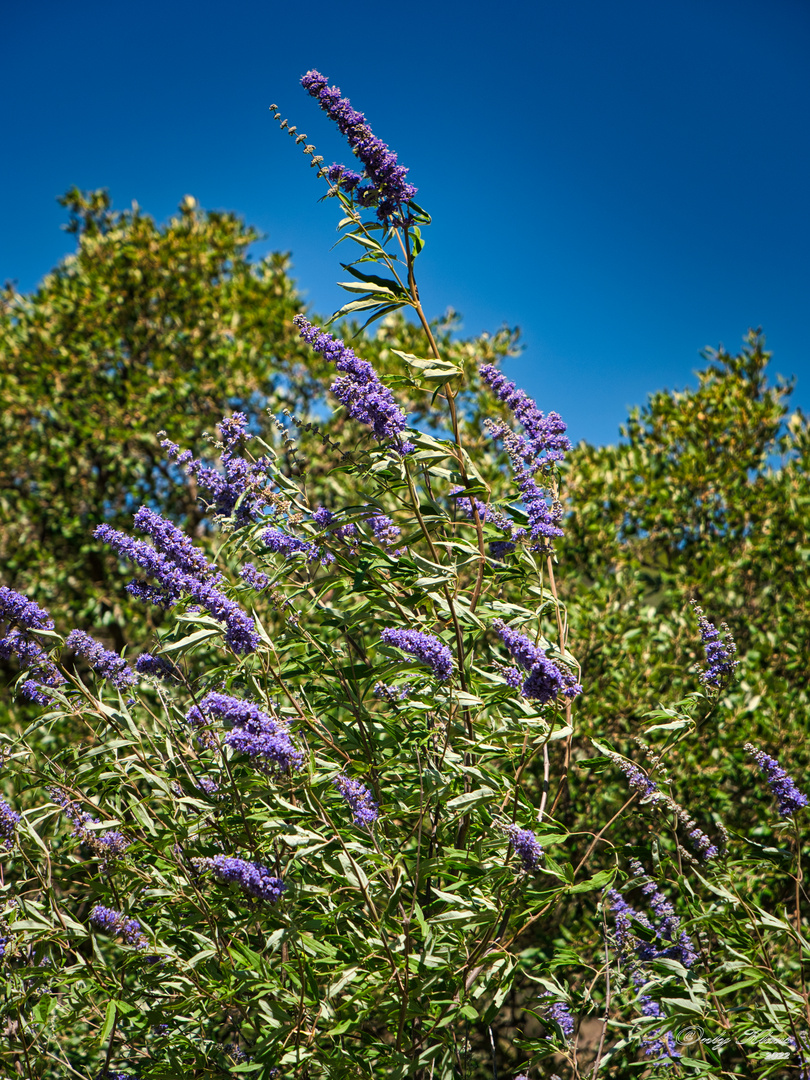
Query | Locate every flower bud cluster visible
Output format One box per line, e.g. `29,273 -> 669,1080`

195,855 -> 285,903
66,629 -> 138,691
50,787 -> 130,869
186,692 -> 303,775
691,601 -> 739,692
90,904 -> 147,949
333,773 -> 379,827
745,743 -> 808,817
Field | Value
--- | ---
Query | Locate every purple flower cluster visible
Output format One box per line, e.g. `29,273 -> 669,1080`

373,681 -> 411,703
334,774 -> 379,827
450,486 -> 526,560
610,863 -> 698,1061
186,692 -> 303,775
368,512 -> 402,553
745,743 -> 808,817
240,563 -> 271,592
262,526 -> 323,565
505,823 -> 543,872
135,653 -> 180,683
539,994 -> 575,1039
95,509 -> 258,654
0,797 -> 20,849
50,787 -> 130,868
90,904 -> 147,949
66,630 -> 138,691
480,365 -> 570,545
691,602 -> 738,691
201,855 -> 285,903
301,70 -> 417,224
380,627 -> 453,682
161,413 -> 272,526
492,619 -> 581,704
612,755 -> 660,801
293,317 -> 412,455
0,587 -> 66,705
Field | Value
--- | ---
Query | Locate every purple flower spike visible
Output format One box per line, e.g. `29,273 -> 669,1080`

539,994 -> 575,1039
66,630 -> 138,691
334,774 -> 379,827
186,692 -> 303,775
90,904 -> 146,949
746,743 -> 808,817
94,511 -> 259,654
505,823 -> 542,872
691,602 -> 738,691
293,317 -> 412,455
380,627 -> 453,682
479,365 -> 570,546
301,70 -> 417,225
161,413 -> 272,526
201,855 -> 285,903
0,589 -> 66,705
492,619 -> 581,704
0,797 -> 20,849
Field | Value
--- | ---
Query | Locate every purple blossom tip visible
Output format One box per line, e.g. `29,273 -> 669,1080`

90,905 -> 147,949
505,823 -> 542,872
201,855 -> 285,902
492,619 -> 581,703
293,316 -> 411,454
334,773 -> 379,827
745,743 -> 808,817
691,601 -> 739,691
380,627 -> 453,682
187,692 -> 303,774
66,629 -> 138,691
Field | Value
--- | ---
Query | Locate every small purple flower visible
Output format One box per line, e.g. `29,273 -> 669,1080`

479,366 -> 570,546
539,994 -> 575,1039
301,70 -> 417,225
368,512 -> 401,550
611,755 -> 660,801
186,692 -> 303,775
240,563 -> 271,591
746,743 -> 808,817
0,590 -> 66,704
50,788 -> 130,868
373,681 -> 411,702
380,627 -> 453,682
90,904 -> 147,949
200,855 -> 285,903
334,773 -> 379,827
492,619 -> 581,703
66,630 -> 138,691
293,317 -> 412,455
262,526 -> 321,564
0,587 -> 54,631
505,823 -> 543,872
0,797 -> 20,849
135,653 -> 180,683
691,602 -> 738,691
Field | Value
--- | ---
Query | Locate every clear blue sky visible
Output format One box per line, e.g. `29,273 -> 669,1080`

3,0 -> 808,446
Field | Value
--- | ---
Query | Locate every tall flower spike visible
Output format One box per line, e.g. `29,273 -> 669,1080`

745,743 -> 808,817
195,855 -> 285,903
293,317 -> 412,454
479,365 -> 570,546
380,628 -> 453,682
90,904 -> 147,949
505,823 -> 543,872
300,70 -> 417,224
0,588 -> 66,704
691,601 -> 738,691
94,510 -> 259,654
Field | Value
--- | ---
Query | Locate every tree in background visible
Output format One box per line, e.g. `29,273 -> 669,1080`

0,189 -> 519,646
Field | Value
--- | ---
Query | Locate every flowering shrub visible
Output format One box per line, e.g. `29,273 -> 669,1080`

0,70 -> 808,1080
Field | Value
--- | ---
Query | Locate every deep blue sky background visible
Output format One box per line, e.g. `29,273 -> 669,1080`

3,0 -> 808,446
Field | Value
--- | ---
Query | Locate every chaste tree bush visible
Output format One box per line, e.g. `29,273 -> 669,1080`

0,70 -> 809,1080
